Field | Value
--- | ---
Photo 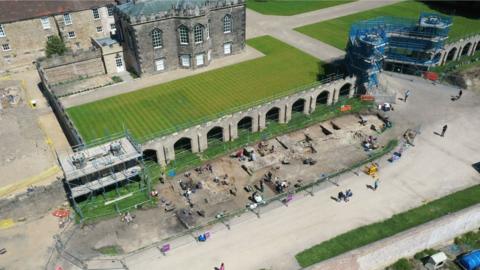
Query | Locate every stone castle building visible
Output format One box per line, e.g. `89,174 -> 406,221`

0,0 -> 116,72
114,0 -> 246,76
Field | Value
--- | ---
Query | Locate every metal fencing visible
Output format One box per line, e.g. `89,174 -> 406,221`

46,137 -> 398,270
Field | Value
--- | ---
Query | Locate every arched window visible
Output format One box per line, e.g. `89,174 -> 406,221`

194,24 -> 203,43
223,15 -> 232,33
179,26 -> 189,44
151,28 -> 162,48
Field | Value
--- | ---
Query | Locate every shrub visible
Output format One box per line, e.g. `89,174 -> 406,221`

46,36 -> 67,57
387,258 -> 413,270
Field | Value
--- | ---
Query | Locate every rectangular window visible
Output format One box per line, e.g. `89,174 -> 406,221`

155,59 -> 165,71
196,53 -> 204,66
63,13 -> 72,25
96,26 -> 103,33
92,8 -> 100,20
116,57 -> 123,67
179,27 -> 188,45
68,31 -> 76,38
40,17 -> 51,29
180,55 -> 190,67
110,23 -> 116,30
223,43 -> 232,55
2,43 -> 11,51
0,24 -> 4,37
107,6 -> 114,16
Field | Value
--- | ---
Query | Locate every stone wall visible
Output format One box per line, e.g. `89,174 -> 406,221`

440,34 -> 480,65
143,76 -> 356,165
37,49 -> 105,85
306,203 -> 480,270
115,1 -> 245,76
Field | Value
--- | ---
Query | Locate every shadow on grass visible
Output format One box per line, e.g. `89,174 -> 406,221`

420,1 -> 480,19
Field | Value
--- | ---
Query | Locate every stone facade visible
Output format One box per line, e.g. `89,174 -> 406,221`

0,4 -> 114,73
114,0 -> 246,76
143,76 -> 356,165
439,34 -> 480,65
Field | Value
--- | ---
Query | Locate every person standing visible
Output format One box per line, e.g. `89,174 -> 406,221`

441,124 -> 448,137
373,179 -> 379,191
220,262 -> 225,270
458,89 -> 463,100
404,90 -> 411,102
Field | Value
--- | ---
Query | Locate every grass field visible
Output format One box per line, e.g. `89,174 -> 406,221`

296,183 -> 480,267
246,0 -> 355,16
67,36 -> 324,144
295,1 -> 480,50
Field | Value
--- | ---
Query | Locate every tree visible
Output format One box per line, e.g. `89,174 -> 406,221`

45,36 -> 67,57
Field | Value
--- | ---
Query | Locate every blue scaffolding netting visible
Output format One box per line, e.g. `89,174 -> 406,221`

346,13 -> 452,89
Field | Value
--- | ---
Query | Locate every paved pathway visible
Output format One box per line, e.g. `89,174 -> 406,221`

86,74 -> 480,270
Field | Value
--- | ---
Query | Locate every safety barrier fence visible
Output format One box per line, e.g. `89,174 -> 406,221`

46,137 -> 398,270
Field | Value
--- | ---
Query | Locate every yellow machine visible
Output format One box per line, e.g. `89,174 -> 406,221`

365,163 -> 378,176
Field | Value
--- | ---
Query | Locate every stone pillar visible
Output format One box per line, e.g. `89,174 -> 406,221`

251,114 -> 259,132
303,98 -> 311,115
332,89 -> 339,104
229,122 -> 238,140
222,125 -> 230,142
155,145 -> 167,166
282,104 -> 289,124
309,95 -> 316,114
197,132 -> 208,152
348,85 -> 355,98
455,47 -> 462,60
258,111 -> 266,130
165,144 -> 175,164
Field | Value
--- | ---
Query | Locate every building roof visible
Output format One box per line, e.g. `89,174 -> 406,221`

117,0 -> 214,17
0,0 -> 115,24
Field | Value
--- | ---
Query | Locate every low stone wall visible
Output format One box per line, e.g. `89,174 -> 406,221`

307,203 -> 480,270
144,76 -> 357,165
37,49 -> 106,85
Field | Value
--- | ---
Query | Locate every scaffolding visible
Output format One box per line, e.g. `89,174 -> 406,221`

58,132 -> 153,221
346,13 -> 452,89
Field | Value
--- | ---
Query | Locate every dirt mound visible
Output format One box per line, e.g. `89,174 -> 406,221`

445,66 -> 480,91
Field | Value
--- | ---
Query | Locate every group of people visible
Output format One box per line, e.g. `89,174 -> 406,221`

337,189 -> 353,202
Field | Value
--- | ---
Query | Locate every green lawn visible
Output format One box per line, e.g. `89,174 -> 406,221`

67,36 -> 324,144
295,1 -> 480,50
246,0 -> 355,16
296,184 -> 480,267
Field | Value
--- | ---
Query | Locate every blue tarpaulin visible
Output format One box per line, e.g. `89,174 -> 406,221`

458,250 -> 480,270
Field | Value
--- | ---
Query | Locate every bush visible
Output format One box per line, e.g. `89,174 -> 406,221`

455,230 -> 480,249
45,36 -> 67,57
111,76 -> 123,83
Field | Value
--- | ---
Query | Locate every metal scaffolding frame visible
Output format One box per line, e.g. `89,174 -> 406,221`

346,13 -> 452,90
58,131 -> 152,221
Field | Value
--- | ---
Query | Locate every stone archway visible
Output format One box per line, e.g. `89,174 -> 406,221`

291,98 -> 306,114
142,149 -> 158,163
339,83 -> 352,97
316,91 -> 329,105
461,43 -> 472,57
173,137 -> 192,153
206,126 -> 224,143
446,47 -> 457,61
265,107 -> 280,124
237,116 -> 253,133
